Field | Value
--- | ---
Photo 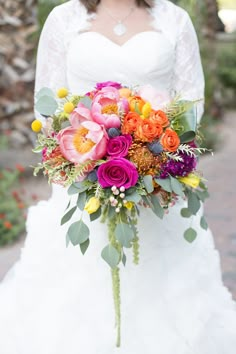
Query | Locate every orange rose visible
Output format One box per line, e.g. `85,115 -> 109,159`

122,112 -> 142,134
135,119 -> 163,142
150,110 -> 169,127
128,96 -> 145,112
160,128 -> 180,152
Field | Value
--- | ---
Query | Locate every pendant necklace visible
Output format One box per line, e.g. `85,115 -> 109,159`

102,4 -> 135,36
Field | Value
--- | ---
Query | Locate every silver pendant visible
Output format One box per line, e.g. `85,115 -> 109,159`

113,22 -> 127,36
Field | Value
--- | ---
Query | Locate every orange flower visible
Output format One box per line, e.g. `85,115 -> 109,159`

17,202 -> 25,209
128,96 -> 145,112
150,110 -> 169,127
160,128 -> 180,152
135,119 -> 163,142
122,112 -> 142,134
0,213 -> 5,219
3,221 -> 13,229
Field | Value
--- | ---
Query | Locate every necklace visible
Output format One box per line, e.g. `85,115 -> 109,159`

101,4 -> 135,36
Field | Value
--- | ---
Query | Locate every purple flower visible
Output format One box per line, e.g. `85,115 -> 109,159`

95,81 -> 122,90
107,135 -> 132,158
97,158 -> 138,188
160,152 -> 197,178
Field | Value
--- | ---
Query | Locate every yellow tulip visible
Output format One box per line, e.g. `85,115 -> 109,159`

179,173 -> 201,189
57,87 -> 68,98
63,102 -> 74,114
31,119 -> 42,133
124,201 -> 134,210
141,102 -> 152,119
84,197 -> 101,214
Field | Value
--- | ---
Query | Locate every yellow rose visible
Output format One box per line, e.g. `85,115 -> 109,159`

31,119 -> 42,133
179,173 -> 201,189
141,102 -> 152,119
84,197 -> 101,214
57,87 -> 68,98
63,102 -> 74,114
124,201 -> 134,210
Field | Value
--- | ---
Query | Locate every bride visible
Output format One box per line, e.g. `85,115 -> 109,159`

1,0 -> 236,353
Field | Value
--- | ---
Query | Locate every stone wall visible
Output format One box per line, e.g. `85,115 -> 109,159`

0,0 -> 38,148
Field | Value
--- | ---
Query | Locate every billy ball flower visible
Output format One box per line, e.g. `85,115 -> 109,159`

97,158 -> 138,189
31,119 -> 42,133
63,102 -> 75,114
57,87 -> 69,98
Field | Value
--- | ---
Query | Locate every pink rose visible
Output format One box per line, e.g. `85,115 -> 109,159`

57,120 -> 108,164
97,158 -> 138,188
95,81 -> 122,90
107,135 -> 132,158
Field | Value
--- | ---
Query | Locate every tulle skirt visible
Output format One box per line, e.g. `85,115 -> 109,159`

0,185 -> 236,354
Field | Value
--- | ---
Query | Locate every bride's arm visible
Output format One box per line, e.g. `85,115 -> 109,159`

34,8 -> 67,119
173,13 -> 205,123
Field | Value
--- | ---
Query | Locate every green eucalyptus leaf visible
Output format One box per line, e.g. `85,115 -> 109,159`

115,222 -> 134,248
61,206 -> 77,225
150,195 -> 164,219
35,95 -> 58,116
170,176 -> 185,198
79,96 -> 92,109
101,244 -> 120,268
67,220 -> 90,246
80,239 -> 90,255
77,191 -> 87,211
90,207 -> 102,222
187,191 -> 201,215
200,216 -> 208,230
195,190 -> 210,202
125,191 -> 142,203
154,177 -> 172,193
180,208 -> 192,218
184,228 -> 197,243
174,104 -> 197,143
143,175 -> 154,194
35,87 -> 54,99
122,252 -> 127,266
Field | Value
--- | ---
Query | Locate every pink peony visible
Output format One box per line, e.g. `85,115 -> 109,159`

70,103 -> 92,126
57,120 -> 108,164
91,86 -> 121,129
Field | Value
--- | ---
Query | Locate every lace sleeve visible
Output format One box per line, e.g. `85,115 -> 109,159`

34,7 -> 67,119
173,13 -> 205,123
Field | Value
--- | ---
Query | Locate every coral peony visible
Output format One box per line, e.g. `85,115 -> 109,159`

57,120 -> 108,164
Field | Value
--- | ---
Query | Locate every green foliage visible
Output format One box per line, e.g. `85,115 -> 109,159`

218,42 -> 236,90
0,167 -> 26,246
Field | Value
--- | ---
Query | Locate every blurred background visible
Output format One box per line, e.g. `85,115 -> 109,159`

0,0 -> 236,296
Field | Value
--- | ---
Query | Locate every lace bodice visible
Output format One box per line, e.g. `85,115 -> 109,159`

35,0 -> 205,121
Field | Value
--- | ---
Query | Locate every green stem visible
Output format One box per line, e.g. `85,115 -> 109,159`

108,217 -> 122,347
112,267 -> 121,347
132,236 -> 140,265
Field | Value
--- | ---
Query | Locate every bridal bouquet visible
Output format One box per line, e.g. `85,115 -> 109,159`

32,81 -> 209,346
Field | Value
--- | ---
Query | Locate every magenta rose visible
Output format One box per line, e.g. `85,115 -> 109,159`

95,81 -> 122,90
97,158 -> 138,188
107,135 -> 132,158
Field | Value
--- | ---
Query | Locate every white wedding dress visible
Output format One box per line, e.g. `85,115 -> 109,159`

1,1 -> 236,353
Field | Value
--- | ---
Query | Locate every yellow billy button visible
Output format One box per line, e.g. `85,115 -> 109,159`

141,102 -> 152,119
84,197 -> 101,214
179,173 -> 201,189
124,201 -> 134,210
31,119 -> 42,133
57,87 -> 69,98
63,102 -> 74,114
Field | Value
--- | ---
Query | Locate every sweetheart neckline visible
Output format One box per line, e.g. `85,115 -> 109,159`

76,30 -> 162,48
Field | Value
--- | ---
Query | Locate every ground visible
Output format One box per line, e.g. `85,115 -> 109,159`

0,110 -> 236,300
